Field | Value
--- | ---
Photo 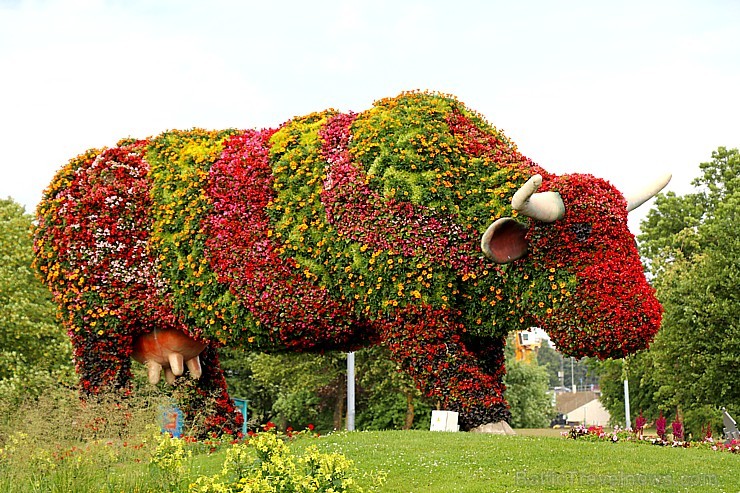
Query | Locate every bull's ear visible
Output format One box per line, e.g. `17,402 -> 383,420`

481,218 -> 529,264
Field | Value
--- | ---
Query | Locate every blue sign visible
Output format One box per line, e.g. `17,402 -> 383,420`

160,405 -> 184,438
233,398 -> 248,436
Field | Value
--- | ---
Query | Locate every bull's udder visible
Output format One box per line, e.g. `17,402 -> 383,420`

132,328 -> 206,385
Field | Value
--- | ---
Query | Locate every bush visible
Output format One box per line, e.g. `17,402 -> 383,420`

190,432 -> 366,493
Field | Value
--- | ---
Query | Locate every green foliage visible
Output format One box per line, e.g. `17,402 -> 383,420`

590,352 -> 662,427
640,146 -> 739,277
643,147 -> 739,436
191,433 -> 366,493
502,335 -> 554,428
0,198 -> 74,403
355,346 -> 434,431
535,343 -> 599,391
149,429 -> 193,490
219,349 -> 277,425
221,347 -> 436,433
222,351 -> 345,431
535,343 -> 562,388
503,358 -> 554,428
0,386 -> 173,491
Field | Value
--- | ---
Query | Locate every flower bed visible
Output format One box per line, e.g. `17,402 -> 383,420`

564,424 -> 740,453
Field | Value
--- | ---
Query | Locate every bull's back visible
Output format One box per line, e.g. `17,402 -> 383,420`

35,92 -> 541,352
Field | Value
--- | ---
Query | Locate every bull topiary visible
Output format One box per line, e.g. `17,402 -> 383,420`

33,91 -> 668,433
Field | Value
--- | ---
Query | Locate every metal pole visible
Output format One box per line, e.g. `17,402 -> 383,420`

624,379 -> 631,430
559,353 -> 564,388
571,357 -> 576,393
346,352 -> 355,431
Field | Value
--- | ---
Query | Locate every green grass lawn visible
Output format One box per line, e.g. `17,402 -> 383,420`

303,431 -> 739,493
2,429 -> 738,492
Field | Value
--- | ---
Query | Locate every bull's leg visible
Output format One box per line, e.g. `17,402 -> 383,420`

460,334 -> 512,426
73,331 -> 135,396
380,306 -> 510,431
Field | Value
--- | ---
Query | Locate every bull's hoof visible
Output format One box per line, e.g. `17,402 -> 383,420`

469,421 -> 516,435
132,328 -> 206,385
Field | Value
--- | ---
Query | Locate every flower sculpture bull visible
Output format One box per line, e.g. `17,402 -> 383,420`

34,92 -> 669,433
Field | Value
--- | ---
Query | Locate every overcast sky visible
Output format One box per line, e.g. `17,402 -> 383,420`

2,0 -> 738,234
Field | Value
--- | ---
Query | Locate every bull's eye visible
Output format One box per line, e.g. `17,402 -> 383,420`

570,222 -> 592,242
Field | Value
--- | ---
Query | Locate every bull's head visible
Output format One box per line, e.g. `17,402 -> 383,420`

481,173 -> 670,359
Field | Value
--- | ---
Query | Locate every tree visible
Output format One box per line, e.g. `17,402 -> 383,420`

536,342 -> 600,391
0,198 -> 73,404
645,148 -> 738,436
220,346 -> 436,432
590,351 -> 662,427
218,349 -> 285,427
502,335 -> 554,428
640,147 -> 738,277
355,346 -> 434,430
504,358 -> 554,428
221,350 -> 345,431
535,343 -> 562,388
598,147 -> 739,435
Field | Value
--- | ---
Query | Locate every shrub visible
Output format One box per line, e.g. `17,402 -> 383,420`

149,429 -> 193,489
190,432 -> 365,492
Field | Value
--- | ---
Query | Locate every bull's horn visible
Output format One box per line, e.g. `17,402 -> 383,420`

512,174 -> 565,222
625,173 -> 672,212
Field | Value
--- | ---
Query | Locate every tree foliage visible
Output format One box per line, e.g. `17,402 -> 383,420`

590,351 -> 662,427
502,335 -> 555,428
0,198 -> 73,403
503,358 -> 554,428
597,147 -> 739,435
640,147 -> 739,277
354,346 -> 435,431
220,346 -> 436,433
535,343 -> 562,388
220,350 -> 344,431
536,342 -> 599,391
223,339 -> 558,432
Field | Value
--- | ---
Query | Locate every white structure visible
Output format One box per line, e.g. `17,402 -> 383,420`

346,352 -> 355,431
517,328 -> 541,347
564,398 -> 611,427
430,410 -> 459,432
